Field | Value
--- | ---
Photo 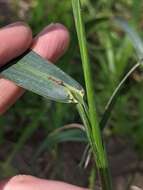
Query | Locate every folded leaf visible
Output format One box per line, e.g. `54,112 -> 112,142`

0,51 -> 84,103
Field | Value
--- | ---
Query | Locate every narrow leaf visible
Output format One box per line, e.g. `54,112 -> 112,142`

114,17 -> 143,59
100,61 -> 141,130
100,18 -> 143,129
32,127 -> 87,161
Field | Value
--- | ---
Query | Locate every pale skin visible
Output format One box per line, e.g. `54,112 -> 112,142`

0,22 -> 87,190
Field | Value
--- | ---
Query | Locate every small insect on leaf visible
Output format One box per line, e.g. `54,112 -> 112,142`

0,51 -> 84,103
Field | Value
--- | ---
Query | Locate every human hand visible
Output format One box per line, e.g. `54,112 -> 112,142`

0,22 -> 70,114
0,22 -> 87,190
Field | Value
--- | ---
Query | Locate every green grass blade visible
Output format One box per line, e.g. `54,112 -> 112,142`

100,61 -> 141,130
72,0 -> 98,122
0,51 -> 84,103
72,1 -> 113,189
72,0 -> 103,160
32,126 -> 87,161
100,19 -> 143,130
114,17 -> 143,60
115,36 -> 133,79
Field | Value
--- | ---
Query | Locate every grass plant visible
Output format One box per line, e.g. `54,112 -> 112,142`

1,0 -> 143,189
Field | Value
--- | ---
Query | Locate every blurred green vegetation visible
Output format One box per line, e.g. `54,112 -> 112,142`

0,0 -> 143,180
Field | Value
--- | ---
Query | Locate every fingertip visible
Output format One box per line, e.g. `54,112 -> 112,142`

4,21 -> 32,41
0,22 -> 32,65
9,22 -> 33,50
15,22 -> 32,42
0,175 -> 87,190
31,23 -> 70,62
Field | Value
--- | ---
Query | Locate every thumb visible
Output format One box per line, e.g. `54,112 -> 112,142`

0,175 -> 88,190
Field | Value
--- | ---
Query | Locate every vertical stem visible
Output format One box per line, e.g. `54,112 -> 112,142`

72,0 -> 113,189
77,102 -> 112,190
99,167 -> 113,190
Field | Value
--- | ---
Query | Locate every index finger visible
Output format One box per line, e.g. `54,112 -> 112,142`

0,22 -> 32,66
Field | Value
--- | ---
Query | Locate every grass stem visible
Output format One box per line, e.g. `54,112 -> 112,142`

72,1 -> 113,189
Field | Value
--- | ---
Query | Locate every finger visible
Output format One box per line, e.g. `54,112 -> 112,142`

0,175 -> 88,190
0,22 -> 32,66
0,23 -> 70,114
32,23 -> 70,62
0,22 -> 32,114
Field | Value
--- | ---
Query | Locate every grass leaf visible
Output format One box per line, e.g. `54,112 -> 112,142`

72,1 -> 113,189
100,19 -> 143,129
100,61 -> 141,130
0,51 -> 84,103
114,17 -> 143,60
32,126 -> 87,161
